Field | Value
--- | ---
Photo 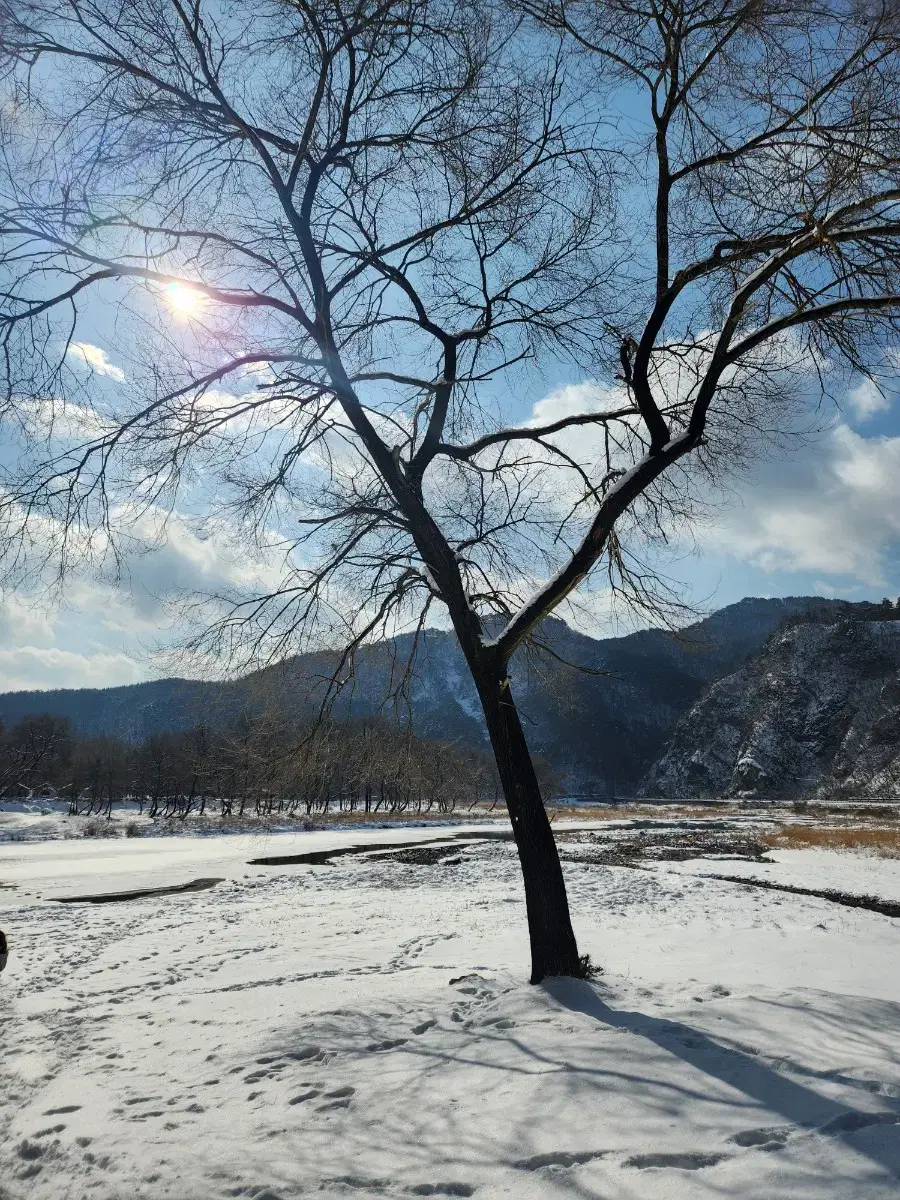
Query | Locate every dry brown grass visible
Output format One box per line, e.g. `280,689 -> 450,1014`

548,803 -> 731,823
762,825 -> 900,858
549,805 -> 629,821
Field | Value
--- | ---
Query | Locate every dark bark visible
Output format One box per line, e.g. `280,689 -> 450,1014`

473,663 -> 582,984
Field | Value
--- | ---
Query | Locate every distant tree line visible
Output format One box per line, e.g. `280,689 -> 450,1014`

0,713 -> 544,820
782,599 -> 900,633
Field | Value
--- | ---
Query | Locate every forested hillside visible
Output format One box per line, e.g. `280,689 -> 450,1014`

0,597 -> 849,792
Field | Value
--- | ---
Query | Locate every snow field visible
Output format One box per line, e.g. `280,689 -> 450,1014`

1,827 -> 899,1199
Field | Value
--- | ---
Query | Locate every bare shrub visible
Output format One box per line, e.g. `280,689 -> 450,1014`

81,819 -> 115,838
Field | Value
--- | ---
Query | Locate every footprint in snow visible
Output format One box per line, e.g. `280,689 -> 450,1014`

19,1139 -> 48,1159
407,1184 -> 475,1197
625,1152 -> 728,1171
316,1085 -> 355,1111
329,1175 -> 390,1192
514,1150 -> 606,1170
365,1038 -> 408,1052
728,1125 -> 793,1150
284,1045 -> 327,1063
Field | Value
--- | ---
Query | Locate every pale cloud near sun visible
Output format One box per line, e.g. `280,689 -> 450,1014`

19,395 -> 111,440
0,507 -> 286,693
66,341 -> 126,382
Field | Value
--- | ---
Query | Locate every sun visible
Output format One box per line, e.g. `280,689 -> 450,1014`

165,282 -> 203,317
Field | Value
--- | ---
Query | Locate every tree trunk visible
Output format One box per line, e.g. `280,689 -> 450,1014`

474,668 -> 583,984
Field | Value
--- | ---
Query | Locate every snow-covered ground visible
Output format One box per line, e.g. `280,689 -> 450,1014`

669,847 -> 900,903
1,823 -> 899,1199
0,799 -> 504,845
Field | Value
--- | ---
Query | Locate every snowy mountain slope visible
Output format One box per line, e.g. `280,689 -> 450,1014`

644,618 -> 900,799
0,596 -> 846,791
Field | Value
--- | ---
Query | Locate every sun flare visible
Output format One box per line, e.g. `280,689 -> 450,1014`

165,282 -> 203,316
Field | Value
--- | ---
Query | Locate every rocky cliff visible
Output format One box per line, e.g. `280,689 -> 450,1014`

644,617 -> 900,799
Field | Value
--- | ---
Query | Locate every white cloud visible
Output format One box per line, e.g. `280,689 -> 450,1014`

847,377 -> 893,421
111,509 -> 284,609
705,424 -> 900,585
0,593 -> 55,647
239,357 -> 277,384
19,395 -> 111,439
522,360 -> 900,597
0,646 -> 143,692
526,381 -> 625,427
67,342 -> 126,382
0,500 -> 289,692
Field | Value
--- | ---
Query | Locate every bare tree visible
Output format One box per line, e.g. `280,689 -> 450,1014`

13,709 -> 497,820
0,713 -> 73,797
2,1 -> 900,980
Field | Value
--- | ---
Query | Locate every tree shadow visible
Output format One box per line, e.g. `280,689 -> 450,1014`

248,979 -> 900,1200
546,977 -> 900,1180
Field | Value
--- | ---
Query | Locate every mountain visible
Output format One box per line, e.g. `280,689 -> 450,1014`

643,614 -> 900,800
0,596 -> 849,792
